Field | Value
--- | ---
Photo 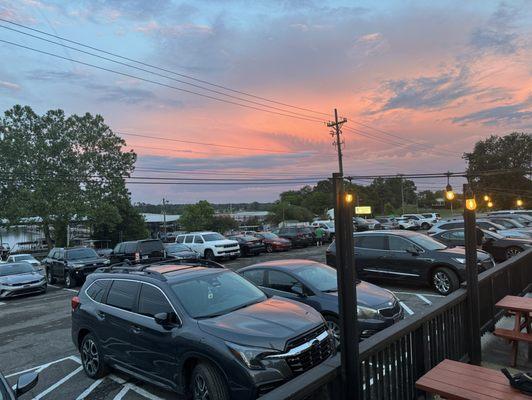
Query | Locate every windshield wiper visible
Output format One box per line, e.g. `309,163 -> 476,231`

196,300 -> 261,319
323,288 -> 338,293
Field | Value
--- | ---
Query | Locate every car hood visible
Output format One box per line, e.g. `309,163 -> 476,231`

498,229 -> 529,238
323,280 -> 396,309
0,272 -> 43,284
435,246 -> 491,261
197,297 -> 323,350
213,239 -> 239,246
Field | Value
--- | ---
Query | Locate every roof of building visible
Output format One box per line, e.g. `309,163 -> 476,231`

140,213 -> 181,223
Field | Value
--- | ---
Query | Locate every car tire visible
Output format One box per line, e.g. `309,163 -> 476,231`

325,315 -> 341,346
432,267 -> 459,295
191,362 -> 229,400
421,222 -> 430,230
204,249 -> 215,261
266,244 -> 273,253
80,333 -> 109,379
505,246 -> 522,259
46,268 -> 56,284
65,271 -> 76,288
399,225 -> 405,230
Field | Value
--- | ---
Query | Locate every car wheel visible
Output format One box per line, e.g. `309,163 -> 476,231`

65,271 -> 76,288
399,225 -> 405,230
46,268 -> 56,284
204,249 -> 215,261
421,222 -> 430,230
325,316 -> 341,346
266,244 -> 273,253
80,333 -> 108,379
505,246 -> 522,259
432,267 -> 459,295
191,362 -> 229,400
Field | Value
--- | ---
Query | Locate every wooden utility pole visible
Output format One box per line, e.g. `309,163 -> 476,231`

327,109 -> 347,175
162,198 -> 168,235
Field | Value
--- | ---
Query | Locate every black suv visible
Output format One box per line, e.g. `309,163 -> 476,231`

109,239 -> 166,265
43,247 -> 109,288
71,261 -> 335,399
326,231 -> 495,295
277,227 -> 314,247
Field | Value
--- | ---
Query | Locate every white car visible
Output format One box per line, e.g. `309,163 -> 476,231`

176,232 -> 240,260
395,218 -> 419,230
311,220 -> 335,234
428,219 -> 530,239
401,214 -> 436,230
5,254 -> 45,275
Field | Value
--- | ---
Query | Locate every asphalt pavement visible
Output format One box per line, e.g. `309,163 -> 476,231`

0,244 -> 445,399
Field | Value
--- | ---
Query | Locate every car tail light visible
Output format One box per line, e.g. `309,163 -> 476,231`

135,252 -> 140,262
71,296 -> 80,311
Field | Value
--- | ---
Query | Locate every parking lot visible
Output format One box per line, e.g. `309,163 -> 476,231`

0,245 -> 445,400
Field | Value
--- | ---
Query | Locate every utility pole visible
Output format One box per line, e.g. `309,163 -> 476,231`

400,175 -> 405,215
327,109 -> 347,175
162,198 -> 167,235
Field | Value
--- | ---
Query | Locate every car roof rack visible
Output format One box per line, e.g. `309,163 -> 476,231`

95,262 -> 167,281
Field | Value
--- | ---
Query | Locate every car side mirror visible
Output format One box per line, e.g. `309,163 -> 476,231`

406,246 -> 419,255
15,371 -> 39,397
291,283 -> 306,297
489,227 -> 497,232
154,312 -> 179,329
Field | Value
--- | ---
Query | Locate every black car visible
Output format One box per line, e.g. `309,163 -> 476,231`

0,262 -> 47,298
277,226 -> 314,247
431,228 -> 532,262
43,247 -> 109,288
164,243 -> 200,261
239,260 -> 403,342
1,369 -> 39,400
326,231 -> 495,295
109,239 -> 166,265
227,235 -> 265,256
71,261 -> 335,399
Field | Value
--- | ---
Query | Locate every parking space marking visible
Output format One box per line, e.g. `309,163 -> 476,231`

109,375 -> 165,400
392,290 -> 444,298
112,385 -> 131,400
399,301 -> 414,315
75,378 -> 103,400
5,355 -> 79,378
32,366 -> 83,400
64,288 -> 79,293
416,294 -> 432,305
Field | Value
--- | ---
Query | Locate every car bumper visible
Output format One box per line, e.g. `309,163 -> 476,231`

272,243 -> 291,251
0,281 -> 47,298
213,248 -> 241,257
359,309 -> 404,338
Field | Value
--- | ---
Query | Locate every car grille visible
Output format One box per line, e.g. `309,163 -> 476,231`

287,325 -> 326,349
223,244 -> 236,249
379,301 -> 401,318
10,280 -> 42,286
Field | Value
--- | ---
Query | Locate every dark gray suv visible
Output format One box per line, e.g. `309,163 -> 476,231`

71,261 -> 335,399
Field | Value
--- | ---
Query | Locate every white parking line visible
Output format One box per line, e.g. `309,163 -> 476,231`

416,294 -> 432,305
392,290 -> 444,298
112,385 -> 131,400
110,375 -> 164,400
32,366 -> 83,400
64,288 -> 79,293
6,355 -> 78,378
75,378 -> 103,400
399,301 -> 414,315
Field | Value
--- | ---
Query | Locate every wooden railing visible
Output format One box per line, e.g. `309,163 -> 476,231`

260,249 -> 532,400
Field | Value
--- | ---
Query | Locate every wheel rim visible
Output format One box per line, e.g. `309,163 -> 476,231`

47,270 -> 52,282
193,374 -> 209,400
434,272 -> 450,294
65,274 -> 71,286
81,338 -> 99,376
506,247 -> 521,258
326,320 -> 341,344
267,245 -> 273,253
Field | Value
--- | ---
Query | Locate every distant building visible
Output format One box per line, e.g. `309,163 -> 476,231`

217,211 -> 270,222
140,213 -> 181,234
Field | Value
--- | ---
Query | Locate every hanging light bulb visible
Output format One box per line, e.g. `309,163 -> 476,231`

483,195 -> 490,202
465,187 -> 477,211
444,172 -> 454,200
516,199 -> 524,207
345,193 -> 354,204
487,201 -> 493,208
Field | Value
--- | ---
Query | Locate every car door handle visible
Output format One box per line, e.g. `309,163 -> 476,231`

96,311 -> 106,321
131,325 -> 142,334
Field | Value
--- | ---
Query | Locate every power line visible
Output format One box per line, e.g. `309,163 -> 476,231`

0,18 -> 331,119
0,39 -> 324,123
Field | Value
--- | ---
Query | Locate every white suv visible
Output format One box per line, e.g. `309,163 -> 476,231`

176,232 -> 240,260
401,214 -> 436,230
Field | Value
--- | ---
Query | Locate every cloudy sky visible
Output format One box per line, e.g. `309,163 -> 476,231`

0,0 -> 531,203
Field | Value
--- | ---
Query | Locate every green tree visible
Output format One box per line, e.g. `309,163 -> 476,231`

268,201 -> 313,224
0,105 -> 136,247
211,215 -> 239,233
179,200 -> 215,231
464,133 -> 532,209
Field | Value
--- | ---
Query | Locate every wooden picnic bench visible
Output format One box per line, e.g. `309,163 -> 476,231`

494,295 -> 532,367
416,359 -> 530,399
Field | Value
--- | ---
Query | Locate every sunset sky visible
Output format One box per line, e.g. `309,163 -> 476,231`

0,0 -> 531,204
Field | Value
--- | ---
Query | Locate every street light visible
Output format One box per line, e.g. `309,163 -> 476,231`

517,199 -> 524,207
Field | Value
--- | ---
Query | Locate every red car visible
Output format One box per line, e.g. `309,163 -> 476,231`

254,232 -> 292,253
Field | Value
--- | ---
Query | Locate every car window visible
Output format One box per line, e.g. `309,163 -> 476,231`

193,235 -> 204,244
202,233 -> 225,241
66,248 -> 99,260
124,242 -> 138,253
388,236 -> 414,251
185,236 -> 194,244
86,280 -> 110,303
139,240 -> 164,254
450,231 -> 465,239
268,270 -> 299,293
106,280 -> 140,311
441,223 -> 462,230
138,284 -> 173,317
241,269 -> 265,286
292,264 -> 337,292
113,243 -> 122,253
176,236 -> 184,243
57,249 -> 65,260
355,235 -> 385,250
422,214 -> 432,218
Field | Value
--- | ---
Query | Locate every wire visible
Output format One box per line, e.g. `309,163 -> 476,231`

0,18 -> 332,118
0,39 -> 324,124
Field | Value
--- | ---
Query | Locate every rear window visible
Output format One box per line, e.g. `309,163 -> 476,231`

355,235 -> 385,250
86,280 -> 109,303
241,269 -> 265,286
124,242 -> 138,253
106,280 -> 140,311
66,248 -> 99,260
139,240 -> 164,254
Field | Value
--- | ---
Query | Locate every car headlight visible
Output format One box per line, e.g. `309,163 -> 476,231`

103,259 -> 110,265
357,305 -> 380,319
226,342 -> 279,370
452,257 -> 466,264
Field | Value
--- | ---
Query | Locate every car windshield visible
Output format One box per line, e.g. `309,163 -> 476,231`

260,232 -> 278,239
293,264 -> 338,292
171,271 -> 267,319
66,248 -> 99,260
166,244 -> 191,252
422,214 -> 432,218
409,235 -> 447,250
0,263 -> 34,276
202,233 -> 225,242
484,230 -> 504,240
242,235 -> 257,241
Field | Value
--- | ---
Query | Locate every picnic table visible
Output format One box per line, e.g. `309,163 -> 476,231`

494,295 -> 532,367
416,359 -> 530,399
